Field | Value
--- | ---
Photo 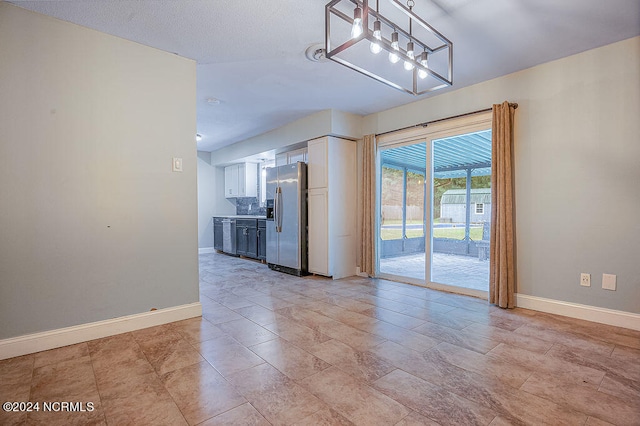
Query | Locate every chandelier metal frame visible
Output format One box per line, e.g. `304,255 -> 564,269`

325,0 -> 453,95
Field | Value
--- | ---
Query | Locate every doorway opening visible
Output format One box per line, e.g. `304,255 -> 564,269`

375,114 -> 492,296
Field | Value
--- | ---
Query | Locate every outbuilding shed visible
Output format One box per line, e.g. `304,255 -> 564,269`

440,188 -> 491,223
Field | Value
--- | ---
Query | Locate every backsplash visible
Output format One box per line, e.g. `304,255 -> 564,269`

233,197 -> 266,216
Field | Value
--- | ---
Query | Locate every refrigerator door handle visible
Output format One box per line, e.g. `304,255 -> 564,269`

276,186 -> 283,233
279,189 -> 284,232
273,189 -> 278,231
273,189 -> 278,232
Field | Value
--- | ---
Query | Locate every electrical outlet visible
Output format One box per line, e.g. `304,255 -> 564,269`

580,273 -> 590,287
602,274 -> 616,291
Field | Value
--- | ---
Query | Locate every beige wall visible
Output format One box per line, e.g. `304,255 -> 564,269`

0,3 -> 199,339
364,36 -> 640,313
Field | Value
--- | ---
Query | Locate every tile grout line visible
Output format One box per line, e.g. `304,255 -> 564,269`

86,342 -> 112,426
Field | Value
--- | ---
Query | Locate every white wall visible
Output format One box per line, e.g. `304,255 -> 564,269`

364,36 -> 640,314
210,109 -> 362,166
197,152 -> 215,249
210,110 -> 333,166
197,151 -> 234,248
0,3 -> 199,339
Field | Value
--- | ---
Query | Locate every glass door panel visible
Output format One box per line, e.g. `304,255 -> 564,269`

378,143 -> 426,281
401,170 -> 426,267
406,170 -> 426,239
430,130 -> 491,291
380,165 -> 404,261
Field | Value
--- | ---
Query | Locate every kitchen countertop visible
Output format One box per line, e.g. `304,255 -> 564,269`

213,215 -> 267,219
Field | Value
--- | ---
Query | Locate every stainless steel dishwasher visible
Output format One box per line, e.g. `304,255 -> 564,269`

222,218 -> 237,255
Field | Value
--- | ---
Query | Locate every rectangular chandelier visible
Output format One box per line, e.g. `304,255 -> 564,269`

325,0 -> 453,95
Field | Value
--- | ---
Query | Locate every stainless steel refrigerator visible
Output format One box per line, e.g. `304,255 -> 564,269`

265,162 -> 307,276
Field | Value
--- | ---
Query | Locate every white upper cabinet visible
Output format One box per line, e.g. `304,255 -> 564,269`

275,153 -> 287,167
276,147 -> 308,167
224,164 -> 238,197
287,147 -> 307,164
224,163 -> 257,198
307,139 -> 327,189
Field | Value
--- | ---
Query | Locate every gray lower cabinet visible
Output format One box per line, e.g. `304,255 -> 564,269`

213,217 -> 223,251
257,219 -> 266,260
213,216 -> 264,260
236,219 -> 258,258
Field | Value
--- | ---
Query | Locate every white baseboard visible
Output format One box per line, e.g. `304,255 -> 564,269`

0,302 -> 202,361
198,247 -> 215,254
516,294 -> 640,331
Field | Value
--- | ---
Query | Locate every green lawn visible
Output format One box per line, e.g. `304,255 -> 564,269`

381,227 -> 482,241
381,229 -> 424,240
382,219 -> 423,225
434,227 -> 482,240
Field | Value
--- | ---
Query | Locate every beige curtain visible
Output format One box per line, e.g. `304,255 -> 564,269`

359,134 -> 377,276
490,101 -> 517,308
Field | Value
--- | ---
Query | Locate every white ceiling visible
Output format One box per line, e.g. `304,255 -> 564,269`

9,0 -> 640,152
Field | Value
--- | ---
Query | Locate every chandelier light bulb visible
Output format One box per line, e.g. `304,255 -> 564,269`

418,51 -> 429,79
369,20 -> 382,54
388,31 -> 400,63
404,41 -> 415,70
351,6 -> 363,39
324,0 -> 453,95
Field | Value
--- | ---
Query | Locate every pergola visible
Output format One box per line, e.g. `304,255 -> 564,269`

380,129 -> 492,254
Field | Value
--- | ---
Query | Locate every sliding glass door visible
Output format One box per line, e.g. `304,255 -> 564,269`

375,113 -> 492,295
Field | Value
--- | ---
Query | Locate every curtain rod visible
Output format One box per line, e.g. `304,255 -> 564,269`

375,103 -> 518,137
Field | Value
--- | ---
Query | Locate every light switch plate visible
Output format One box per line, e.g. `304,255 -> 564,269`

602,273 -> 616,291
172,157 -> 183,172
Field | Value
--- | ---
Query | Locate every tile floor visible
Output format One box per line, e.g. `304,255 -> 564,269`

1,251 -> 639,425
379,252 -> 490,291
